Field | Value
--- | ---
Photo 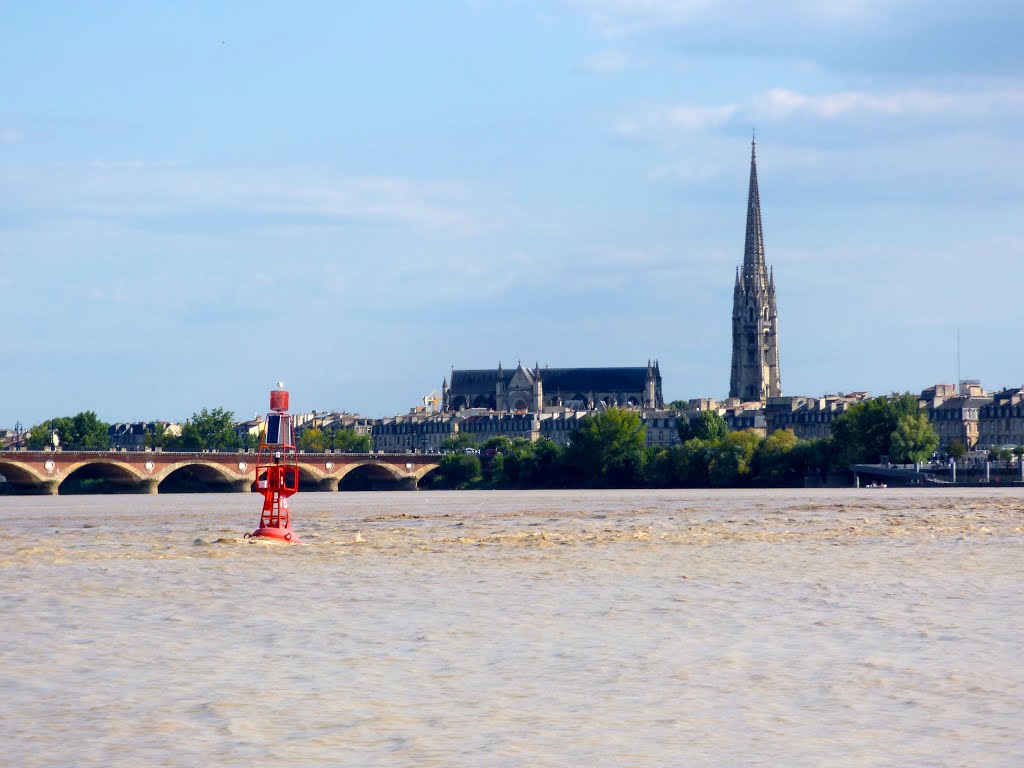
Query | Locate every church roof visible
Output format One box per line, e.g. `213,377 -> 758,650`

449,366 -> 655,395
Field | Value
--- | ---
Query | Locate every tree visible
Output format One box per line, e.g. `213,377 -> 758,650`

691,410 -> 728,442
756,428 -> 801,484
26,412 -> 110,450
889,413 -> 939,464
675,438 -> 713,486
179,407 -> 239,451
568,408 -> 647,486
676,415 -> 693,443
298,427 -> 326,452
440,432 -> 477,452
667,400 -> 689,412
437,452 -> 481,488
707,431 -> 761,487
989,446 -> 1010,462
831,394 -> 919,465
145,422 -> 167,450
947,440 -> 967,460
481,436 -> 513,454
331,428 -> 371,453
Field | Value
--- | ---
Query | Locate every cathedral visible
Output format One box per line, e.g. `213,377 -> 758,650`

443,362 -> 663,414
729,138 -> 782,402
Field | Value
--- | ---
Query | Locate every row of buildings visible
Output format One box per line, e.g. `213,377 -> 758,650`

3,380 -> 1020,455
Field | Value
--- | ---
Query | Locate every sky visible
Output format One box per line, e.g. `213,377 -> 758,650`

2,0 -> 1023,427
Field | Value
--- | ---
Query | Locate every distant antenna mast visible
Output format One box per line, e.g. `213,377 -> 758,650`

956,328 -> 961,394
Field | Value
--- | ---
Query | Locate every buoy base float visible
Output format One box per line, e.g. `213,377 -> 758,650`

247,526 -> 300,544
246,383 -> 302,544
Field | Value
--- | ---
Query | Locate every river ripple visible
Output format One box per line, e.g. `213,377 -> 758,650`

2,488 -> 1022,767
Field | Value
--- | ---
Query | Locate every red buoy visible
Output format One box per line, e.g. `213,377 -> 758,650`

246,383 -> 302,544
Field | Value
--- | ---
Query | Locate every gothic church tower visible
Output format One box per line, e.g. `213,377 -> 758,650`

729,138 -> 781,401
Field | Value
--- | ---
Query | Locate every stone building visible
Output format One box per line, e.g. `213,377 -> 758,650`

108,421 -> 182,450
920,383 -> 989,450
372,413 -> 458,453
442,361 -> 663,414
730,138 -> 781,402
764,394 -> 867,440
977,387 -> 1024,450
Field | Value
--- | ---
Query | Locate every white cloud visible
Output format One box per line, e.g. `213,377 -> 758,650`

754,87 -> 957,119
667,104 -> 737,129
0,128 -> 23,144
564,0 -> 887,33
615,85 -> 1024,148
0,163 -> 487,235
615,103 -> 737,138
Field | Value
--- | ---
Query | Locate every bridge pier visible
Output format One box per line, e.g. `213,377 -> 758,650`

139,479 -> 160,495
41,479 -> 60,496
399,475 -> 419,491
314,478 -> 339,492
231,479 -> 253,493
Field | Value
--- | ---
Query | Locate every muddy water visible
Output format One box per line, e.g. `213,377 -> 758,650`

2,488 -> 1022,767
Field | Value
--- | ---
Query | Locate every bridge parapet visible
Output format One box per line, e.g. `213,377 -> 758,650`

0,451 -> 441,494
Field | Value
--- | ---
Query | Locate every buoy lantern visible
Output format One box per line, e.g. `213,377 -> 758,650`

246,383 -> 302,543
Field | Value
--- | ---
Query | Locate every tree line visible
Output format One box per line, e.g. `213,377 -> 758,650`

429,394 -> 951,489
22,408 -> 370,453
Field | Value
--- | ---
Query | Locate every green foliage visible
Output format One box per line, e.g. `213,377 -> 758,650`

177,407 -> 239,451
298,427 -> 326,452
707,431 -> 761,486
437,452 -> 482,488
481,436 -> 513,454
756,428 -> 800,484
889,412 -> 939,463
640,429 -> 832,489
947,439 -> 967,460
440,432 -> 478,452
331,427 -> 371,453
483,451 -> 505,483
1014,445 -> 1024,459
830,394 -> 921,464
988,446 -> 1011,462
240,426 -> 262,451
675,438 -> 713,486
144,422 -> 167,450
568,408 -> 647,486
26,411 -> 110,450
691,410 -> 728,442
667,400 -> 688,412
676,415 -> 693,442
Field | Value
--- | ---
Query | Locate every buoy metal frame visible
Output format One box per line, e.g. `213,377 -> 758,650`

246,385 -> 302,544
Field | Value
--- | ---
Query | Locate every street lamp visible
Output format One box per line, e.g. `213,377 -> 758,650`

14,421 -> 21,450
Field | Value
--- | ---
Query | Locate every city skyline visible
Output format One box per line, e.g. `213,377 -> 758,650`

3,2 -> 1023,426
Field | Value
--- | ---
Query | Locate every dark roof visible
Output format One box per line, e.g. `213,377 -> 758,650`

449,369 -> 498,392
449,366 -> 654,395
933,396 -> 992,410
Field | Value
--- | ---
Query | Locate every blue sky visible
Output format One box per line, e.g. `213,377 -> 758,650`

2,0 -> 1022,426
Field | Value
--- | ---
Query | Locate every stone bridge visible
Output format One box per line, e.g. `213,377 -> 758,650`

0,450 -> 443,495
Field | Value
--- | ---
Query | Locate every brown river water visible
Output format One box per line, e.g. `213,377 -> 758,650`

1,488 -> 1022,767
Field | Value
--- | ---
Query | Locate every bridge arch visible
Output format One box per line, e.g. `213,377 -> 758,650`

55,458 -> 148,494
0,458 -> 49,494
337,460 -> 410,491
155,460 -> 247,493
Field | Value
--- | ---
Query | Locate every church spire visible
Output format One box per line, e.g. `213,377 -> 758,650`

730,136 -> 781,402
743,134 -> 767,291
